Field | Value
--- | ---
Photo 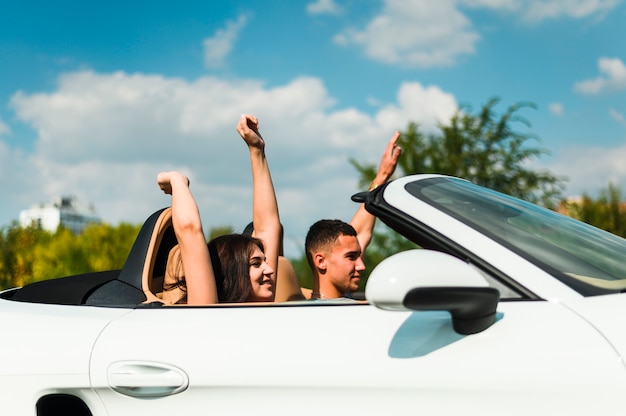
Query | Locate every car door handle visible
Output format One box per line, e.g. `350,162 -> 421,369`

108,361 -> 189,398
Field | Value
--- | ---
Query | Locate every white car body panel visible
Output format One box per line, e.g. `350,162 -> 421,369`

88,301 -> 626,415
564,294 -> 626,358
0,299 -> 131,415
0,300 -> 131,375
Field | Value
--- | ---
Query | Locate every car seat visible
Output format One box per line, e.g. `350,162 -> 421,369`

139,207 -> 179,303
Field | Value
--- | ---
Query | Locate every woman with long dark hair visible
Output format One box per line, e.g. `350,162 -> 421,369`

157,114 -> 280,304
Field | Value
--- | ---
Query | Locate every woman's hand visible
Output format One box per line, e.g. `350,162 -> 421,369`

157,171 -> 189,195
236,114 -> 265,151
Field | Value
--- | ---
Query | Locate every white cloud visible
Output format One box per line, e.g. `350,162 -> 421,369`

461,0 -> 620,21
3,70 -> 457,257
334,0 -> 480,68
0,141 -> 37,221
549,102 -> 564,116
610,108 -> 626,126
329,0 -> 620,69
460,0 -> 518,9
0,118 -> 9,136
519,0 -> 620,22
203,14 -> 249,69
545,143 -> 626,197
375,83 -> 458,133
306,0 -> 342,15
574,57 -> 626,94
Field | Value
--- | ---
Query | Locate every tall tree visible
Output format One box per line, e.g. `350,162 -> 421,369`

353,97 -> 565,207
348,97 -> 566,285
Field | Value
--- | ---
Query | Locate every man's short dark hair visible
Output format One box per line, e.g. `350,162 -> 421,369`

304,219 -> 357,269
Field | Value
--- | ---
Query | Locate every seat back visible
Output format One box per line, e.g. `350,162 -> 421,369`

274,256 -> 306,302
160,244 -> 188,304
85,207 -> 173,306
139,207 -> 179,303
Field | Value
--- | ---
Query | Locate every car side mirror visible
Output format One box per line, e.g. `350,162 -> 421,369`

365,250 -> 500,335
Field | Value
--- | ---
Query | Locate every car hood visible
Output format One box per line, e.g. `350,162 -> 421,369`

565,293 -> 626,366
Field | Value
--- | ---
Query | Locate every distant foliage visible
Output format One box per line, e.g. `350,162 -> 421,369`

289,253 -> 314,291
560,183 -> 626,238
208,226 -> 236,241
0,222 -> 141,290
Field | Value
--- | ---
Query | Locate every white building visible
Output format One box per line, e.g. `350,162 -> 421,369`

19,196 -> 101,234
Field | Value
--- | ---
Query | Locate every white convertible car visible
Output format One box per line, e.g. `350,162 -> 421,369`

2,174 -> 626,416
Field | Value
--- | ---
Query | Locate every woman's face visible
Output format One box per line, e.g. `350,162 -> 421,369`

247,246 -> 274,302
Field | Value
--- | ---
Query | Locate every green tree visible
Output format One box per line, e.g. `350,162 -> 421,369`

79,222 -> 142,270
0,222 -> 51,288
349,97 -> 566,285
0,222 -> 141,290
353,97 -> 565,207
561,183 -> 626,238
208,226 -> 235,241
289,253 -> 314,291
30,227 -> 87,284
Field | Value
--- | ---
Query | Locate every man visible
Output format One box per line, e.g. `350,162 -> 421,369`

305,131 -> 402,299
305,219 -> 364,299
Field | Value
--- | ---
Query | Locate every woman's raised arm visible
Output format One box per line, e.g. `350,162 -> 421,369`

236,114 -> 281,296
157,171 -> 218,304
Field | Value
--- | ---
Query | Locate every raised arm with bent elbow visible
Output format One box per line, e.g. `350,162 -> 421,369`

157,171 -> 218,304
350,131 -> 402,254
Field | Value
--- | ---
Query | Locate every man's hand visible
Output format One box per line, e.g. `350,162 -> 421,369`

373,131 -> 402,188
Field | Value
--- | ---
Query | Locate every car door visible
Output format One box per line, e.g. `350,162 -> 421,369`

0,299 -> 132,416
90,298 -> 626,416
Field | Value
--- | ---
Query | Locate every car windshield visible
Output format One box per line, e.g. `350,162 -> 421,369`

406,177 -> 626,295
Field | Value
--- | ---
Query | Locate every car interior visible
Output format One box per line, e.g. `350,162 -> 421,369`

144,207 -> 309,304
1,207 -> 309,306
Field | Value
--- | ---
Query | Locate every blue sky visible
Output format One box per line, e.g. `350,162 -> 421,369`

1,0 -> 625,257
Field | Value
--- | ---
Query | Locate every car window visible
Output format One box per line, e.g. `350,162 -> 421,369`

407,178 -> 626,296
